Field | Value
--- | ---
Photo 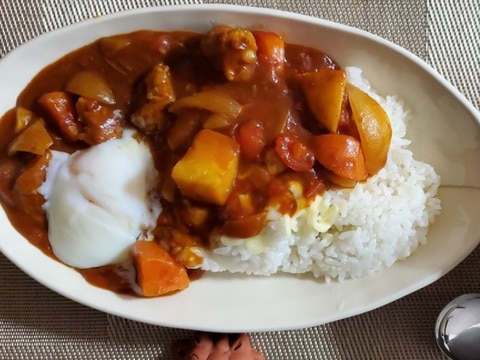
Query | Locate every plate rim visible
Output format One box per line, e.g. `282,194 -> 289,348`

1,4 -> 480,332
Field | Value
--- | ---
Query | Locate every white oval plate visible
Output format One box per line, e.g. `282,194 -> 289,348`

1,5 -> 480,332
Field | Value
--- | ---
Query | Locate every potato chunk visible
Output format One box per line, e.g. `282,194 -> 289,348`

299,69 -> 346,133
171,129 -> 239,206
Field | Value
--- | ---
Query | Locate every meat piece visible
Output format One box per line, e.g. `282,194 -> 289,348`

201,26 -> 258,82
130,63 -> 175,133
144,63 -> 175,103
76,97 -> 124,145
130,101 -> 168,134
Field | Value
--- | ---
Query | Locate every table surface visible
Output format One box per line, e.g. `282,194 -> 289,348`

1,1 -> 479,359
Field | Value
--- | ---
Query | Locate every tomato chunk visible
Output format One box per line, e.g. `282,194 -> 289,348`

222,212 -> 267,238
237,120 -> 265,160
311,134 -> 368,181
275,133 -> 314,172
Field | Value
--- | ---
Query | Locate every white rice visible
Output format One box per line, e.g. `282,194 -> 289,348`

196,67 -> 441,281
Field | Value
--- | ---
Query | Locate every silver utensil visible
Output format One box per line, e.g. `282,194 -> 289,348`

435,294 -> 480,360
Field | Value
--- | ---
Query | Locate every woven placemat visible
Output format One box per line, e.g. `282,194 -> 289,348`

1,1 -> 479,359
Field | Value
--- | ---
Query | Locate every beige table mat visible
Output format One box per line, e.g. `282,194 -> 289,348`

1,0 -> 479,359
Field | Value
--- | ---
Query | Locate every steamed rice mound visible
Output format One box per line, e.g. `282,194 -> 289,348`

196,67 -> 442,281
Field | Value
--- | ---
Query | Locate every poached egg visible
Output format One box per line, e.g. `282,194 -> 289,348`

39,130 -> 161,269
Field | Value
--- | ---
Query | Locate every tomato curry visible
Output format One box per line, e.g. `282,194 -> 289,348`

0,26 -> 392,296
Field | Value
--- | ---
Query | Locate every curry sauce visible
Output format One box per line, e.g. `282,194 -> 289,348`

0,26 -> 392,296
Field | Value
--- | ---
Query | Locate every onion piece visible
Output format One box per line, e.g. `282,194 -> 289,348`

100,36 -> 132,55
65,71 -> 116,105
169,89 -> 242,119
203,113 -> 232,129
346,83 -> 392,175
8,119 -> 53,155
15,106 -> 34,133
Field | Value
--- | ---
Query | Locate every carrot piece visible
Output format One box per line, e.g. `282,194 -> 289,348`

37,91 -> 82,142
253,31 -> 285,70
134,240 -> 189,297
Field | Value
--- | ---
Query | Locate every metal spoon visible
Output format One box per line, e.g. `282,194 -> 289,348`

435,294 -> 480,360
